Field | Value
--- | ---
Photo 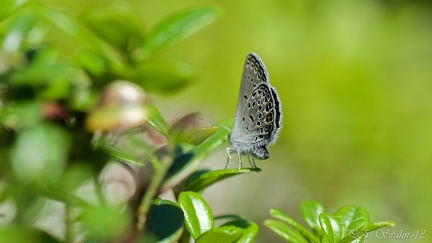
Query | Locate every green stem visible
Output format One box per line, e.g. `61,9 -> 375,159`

136,154 -> 172,231
65,204 -> 73,243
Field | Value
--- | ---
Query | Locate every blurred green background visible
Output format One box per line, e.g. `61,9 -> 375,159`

4,0 -> 432,242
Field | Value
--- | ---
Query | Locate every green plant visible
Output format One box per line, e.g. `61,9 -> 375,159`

0,0 -> 259,242
0,1 -> 395,242
264,201 -> 394,243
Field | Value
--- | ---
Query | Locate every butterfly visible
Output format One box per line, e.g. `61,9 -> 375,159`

227,52 -> 282,169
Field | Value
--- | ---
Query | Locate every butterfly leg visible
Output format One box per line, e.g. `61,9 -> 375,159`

237,150 -> 242,170
225,148 -> 233,169
247,156 -> 258,169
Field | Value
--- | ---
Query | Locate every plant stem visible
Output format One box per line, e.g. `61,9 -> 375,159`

136,154 -> 172,231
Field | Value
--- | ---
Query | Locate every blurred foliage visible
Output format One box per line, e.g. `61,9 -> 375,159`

1,0 -> 430,242
0,0 -> 260,242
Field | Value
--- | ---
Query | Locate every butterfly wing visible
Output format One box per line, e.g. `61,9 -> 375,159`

232,52 -> 269,132
230,53 -> 282,156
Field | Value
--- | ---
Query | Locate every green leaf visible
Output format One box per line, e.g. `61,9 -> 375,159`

30,4 -> 101,51
221,219 -> 258,243
344,220 -> 394,243
79,204 -> 130,240
75,48 -> 108,76
319,213 -> 342,243
1,101 -> 43,128
2,10 -> 44,52
185,168 -> 261,192
178,191 -> 214,239
83,2 -> 144,53
10,122 -> 71,182
196,226 -> 243,243
362,221 -> 395,232
133,60 -> 195,94
0,228 -> 60,243
143,104 -> 169,137
334,206 -> 369,240
194,120 -> 231,154
301,201 -> 325,237
264,219 -> 308,243
0,0 -> 28,22
160,122 -> 230,192
270,208 -> 319,243
142,7 -> 222,55
170,113 -> 218,145
144,198 -> 184,243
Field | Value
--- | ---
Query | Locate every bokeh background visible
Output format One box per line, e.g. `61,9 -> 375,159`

14,0 -> 432,242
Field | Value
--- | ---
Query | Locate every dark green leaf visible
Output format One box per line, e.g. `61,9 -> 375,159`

196,226 -> 243,243
84,2 -> 144,53
270,208 -> 319,243
142,7 -> 222,55
221,219 -> 258,243
0,0 -> 28,22
144,198 -> 184,242
178,191 -> 214,239
133,60 -> 195,94
319,213 -> 342,243
301,201 -> 325,237
264,219 -> 308,243
185,168 -> 261,192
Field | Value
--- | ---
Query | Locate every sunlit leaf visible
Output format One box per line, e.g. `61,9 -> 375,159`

319,213 -> 342,243
264,219 -> 308,243
185,168 -> 260,192
178,191 -> 214,239
270,208 -> 319,243
301,201 -> 325,237
220,219 -> 258,243
142,7 -> 222,55
362,221 -> 395,232
196,226 -> 243,243
334,206 -> 369,240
